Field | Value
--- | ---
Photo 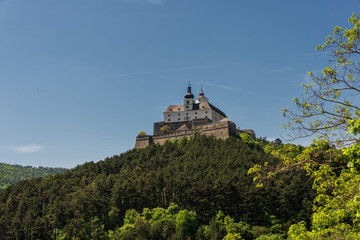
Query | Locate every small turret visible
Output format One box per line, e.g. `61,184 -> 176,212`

196,85 -> 209,103
199,89 -> 204,96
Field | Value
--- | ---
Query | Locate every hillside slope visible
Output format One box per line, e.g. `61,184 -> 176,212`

0,163 -> 67,191
0,135 -> 314,239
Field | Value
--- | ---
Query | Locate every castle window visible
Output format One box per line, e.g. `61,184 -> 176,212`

186,106 -> 189,109
178,113 -> 180,116
168,119 -> 171,121
178,108 -> 180,110
178,118 -> 180,120
195,112 -> 197,114
168,114 -> 170,117
170,109 -> 172,111
187,100 -> 189,103
195,117 -> 197,119
186,113 -> 188,115
205,111 -> 208,113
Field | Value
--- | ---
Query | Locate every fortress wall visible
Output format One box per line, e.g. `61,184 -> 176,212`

200,121 -> 236,139
153,130 -> 198,145
135,121 -> 242,149
153,121 -> 165,135
153,121 -> 191,135
134,135 -> 153,149
191,118 -> 212,128
154,118 -> 212,135
151,121 -> 236,145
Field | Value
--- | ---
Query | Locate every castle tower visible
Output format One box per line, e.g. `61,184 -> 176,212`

184,83 -> 194,111
195,86 -> 209,103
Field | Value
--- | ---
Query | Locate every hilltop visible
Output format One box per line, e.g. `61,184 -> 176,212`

0,162 -> 67,191
0,135 -> 314,239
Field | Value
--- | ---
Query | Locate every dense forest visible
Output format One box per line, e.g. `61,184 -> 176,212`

0,135 -> 314,239
0,163 -> 67,191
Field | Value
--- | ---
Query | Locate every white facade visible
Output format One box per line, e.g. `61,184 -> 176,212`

164,108 -> 211,123
163,86 -> 226,123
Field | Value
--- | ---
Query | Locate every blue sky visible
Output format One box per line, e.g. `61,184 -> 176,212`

0,0 -> 359,168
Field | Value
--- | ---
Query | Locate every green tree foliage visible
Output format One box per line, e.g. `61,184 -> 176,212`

250,13 -> 360,239
0,135 -> 314,239
255,235 -> 283,240
286,13 -> 360,239
138,131 -> 147,136
0,163 -> 67,191
249,124 -> 359,239
113,204 -> 197,239
282,13 -> 360,145
160,125 -> 172,134
286,120 -> 360,239
111,205 -> 255,240
272,138 -> 282,146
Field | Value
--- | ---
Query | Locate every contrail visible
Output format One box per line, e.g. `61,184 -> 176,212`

201,82 -> 256,95
291,52 -> 325,57
94,59 -> 258,79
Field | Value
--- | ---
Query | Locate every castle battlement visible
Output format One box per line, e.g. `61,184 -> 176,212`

134,84 -> 255,149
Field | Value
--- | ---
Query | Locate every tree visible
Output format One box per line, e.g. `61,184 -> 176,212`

253,13 -> 360,239
175,209 -> 197,238
282,13 -> 360,146
272,138 -> 282,145
0,135 -> 315,239
284,121 -> 360,238
159,125 -> 172,134
138,131 -> 147,136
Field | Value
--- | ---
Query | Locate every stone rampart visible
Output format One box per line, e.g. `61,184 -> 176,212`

135,121 -> 239,149
153,121 -> 190,135
153,118 -> 213,135
134,135 -> 153,149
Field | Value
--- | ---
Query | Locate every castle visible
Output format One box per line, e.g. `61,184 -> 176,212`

135,84 -> 255,149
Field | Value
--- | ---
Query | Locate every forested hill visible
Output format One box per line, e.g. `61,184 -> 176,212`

0,163 -> 67,191
0,135 -> 314,239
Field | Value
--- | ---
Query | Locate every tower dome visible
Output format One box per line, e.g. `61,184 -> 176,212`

199,89 -> 204,96
196,86 -> 208,103
184,83 -> 194,99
